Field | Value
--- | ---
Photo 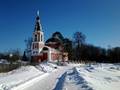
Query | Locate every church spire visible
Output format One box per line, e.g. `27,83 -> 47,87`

34,10 -> 42,31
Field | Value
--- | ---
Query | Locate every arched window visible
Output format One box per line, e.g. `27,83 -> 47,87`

34,34 -> 37,41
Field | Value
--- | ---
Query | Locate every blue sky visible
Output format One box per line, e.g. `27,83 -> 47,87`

0,0 -> 120,52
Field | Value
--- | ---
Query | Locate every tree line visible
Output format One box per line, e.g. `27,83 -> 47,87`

0,31 -> 120,63
49,31 -> 120,63
0,49 -> 21,63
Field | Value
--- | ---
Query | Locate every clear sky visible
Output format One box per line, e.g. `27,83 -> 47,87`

0,0 -> 120,52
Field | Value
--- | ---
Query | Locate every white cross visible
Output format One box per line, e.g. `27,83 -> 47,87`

37,10 -> 39,16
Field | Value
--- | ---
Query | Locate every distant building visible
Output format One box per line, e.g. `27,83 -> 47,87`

31,11 -> 68,63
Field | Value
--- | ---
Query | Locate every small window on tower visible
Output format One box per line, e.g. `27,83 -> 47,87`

33,51 -> 35,54
41,35 -> 42,41
34,35 -> 37,41
35,45 -> 36,48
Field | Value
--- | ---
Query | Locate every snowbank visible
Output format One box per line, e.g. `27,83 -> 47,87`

0,66 -> 44,90
36,62 -> 58,73
76,63 -> 120,90
0,59 -> 10,64
58,63 -> 120,90
0,61 -> 58,90
62,68 -> 92,90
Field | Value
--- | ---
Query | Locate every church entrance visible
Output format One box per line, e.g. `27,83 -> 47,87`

42,52 -> 48,61
42,47 -> 49,61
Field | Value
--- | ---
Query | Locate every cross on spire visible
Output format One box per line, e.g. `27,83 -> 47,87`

37,10 -> 39,16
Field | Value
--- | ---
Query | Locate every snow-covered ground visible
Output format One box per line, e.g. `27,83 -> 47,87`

62,63 -> 120,90
0,62 -> 120,90
0,62 -> 58,90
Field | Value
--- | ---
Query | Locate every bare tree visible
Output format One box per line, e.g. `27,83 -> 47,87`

73,32 -> 86,46
24,37 -> 32,61
73,31 -> 86,61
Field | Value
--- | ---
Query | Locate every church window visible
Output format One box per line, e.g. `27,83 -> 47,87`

34,35 -> 37,41
41,35 -> 42,41
33,51 -> 35,54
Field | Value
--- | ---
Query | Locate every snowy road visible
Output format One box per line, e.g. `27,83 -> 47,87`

21,66 -> 73,90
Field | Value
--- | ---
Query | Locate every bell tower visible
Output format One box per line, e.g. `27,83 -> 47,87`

31,11 -> 44,56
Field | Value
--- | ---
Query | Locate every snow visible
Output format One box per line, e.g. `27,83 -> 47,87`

62,67 -> 92,90
20,64 -> 73,90
0,62 -> 58,90
75,63 -> 120,90
36,62 -> 58,73
53,64 -> 81,90
0,62 -> 120,90
58,63 -> 120,90
0,59 -> 10,64
0,66 -> 44,90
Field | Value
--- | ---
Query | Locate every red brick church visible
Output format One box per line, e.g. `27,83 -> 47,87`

31,11 -> 68,63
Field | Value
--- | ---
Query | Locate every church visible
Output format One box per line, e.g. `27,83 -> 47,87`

31,11 -> 68,63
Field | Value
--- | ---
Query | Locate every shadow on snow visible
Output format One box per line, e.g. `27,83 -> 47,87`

53,72 -> 67,90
